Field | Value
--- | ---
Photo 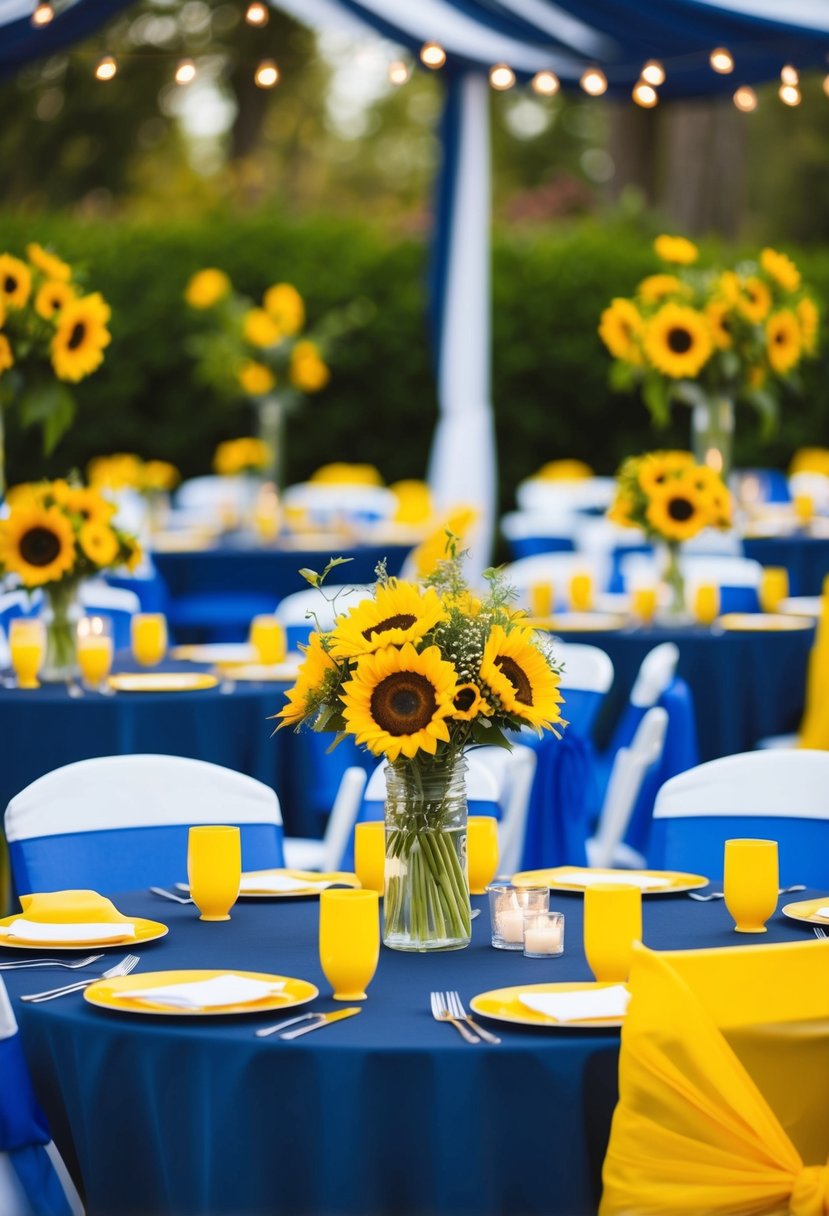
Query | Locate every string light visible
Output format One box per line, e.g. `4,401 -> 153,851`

387,60 -> 409,86
640,60 -> 665,86
254,59 -> 279,88
579,66 -> 607,96
174,58 -> 196,84
779,82 -> 801,106
531,70 -> 559,96
30,1 -> 54,27
780,64 -> 799,86
244,0 -> 269,25
709,47 -> 734,74
823,74 -> 829,97
632,81 -> 658,108
489,63 -> 515,91
419,41 -> 446,70
94,55 -> 118,81
733,85 -> 758,112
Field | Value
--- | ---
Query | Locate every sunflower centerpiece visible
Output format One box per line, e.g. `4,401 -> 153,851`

599,236 -> 821,478
0,479 -> 141,681
608,451 -> 732,618
278,547 -> 564,952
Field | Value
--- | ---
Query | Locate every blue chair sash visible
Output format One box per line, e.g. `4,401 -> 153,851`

649,814 -> 829,887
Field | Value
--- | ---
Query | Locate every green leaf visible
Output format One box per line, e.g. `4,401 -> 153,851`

17,382 -> 76,454
743,389 -> 778,440
470,719 -> 514,750
320,556 -> 353,583
641,376 -> 670,426
609,361 -> 636,392
299,568 -> 322,587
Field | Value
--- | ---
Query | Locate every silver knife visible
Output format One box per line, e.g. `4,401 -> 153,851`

255,1011 -> 322,1037
281,1007 -> 362,1039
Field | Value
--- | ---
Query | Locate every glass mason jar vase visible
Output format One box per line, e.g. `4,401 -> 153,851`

691,394 -> 734,481
41,581 -> 83,682
383,754 -> 471,952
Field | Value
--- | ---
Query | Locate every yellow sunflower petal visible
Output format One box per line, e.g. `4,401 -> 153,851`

329,580 -> 447,659
478,625 -> 563,733
0,504 -> 76,586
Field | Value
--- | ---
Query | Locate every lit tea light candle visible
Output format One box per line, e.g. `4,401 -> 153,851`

523,911 -> 565,958
498,908 -> 526,943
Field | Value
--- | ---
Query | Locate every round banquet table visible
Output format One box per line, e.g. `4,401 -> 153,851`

5,885 -> 823,1216
742,534 -> 829,597
548,620 -> 814,762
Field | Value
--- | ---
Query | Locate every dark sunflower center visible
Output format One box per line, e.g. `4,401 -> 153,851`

20,526 -> 61,567
667,496 -> 694,522
67,322 -> 87,351
454,686 -> 477,712
773,329 -> 787,345
667,326 -> 693,354
4,275 -> 17,294
494,655 -> 533,706
370,672 -> 437,736
362,613 -> 417,642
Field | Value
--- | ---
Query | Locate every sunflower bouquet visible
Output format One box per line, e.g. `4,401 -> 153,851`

277,546 -> 564,951
87,453 -> 180,496
0,244 -> 111,480
212,437 -> 271,477
599,235 -> 821,474
0,478 -> 141,678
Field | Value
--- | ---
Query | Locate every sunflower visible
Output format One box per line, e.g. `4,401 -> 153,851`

766,310 -> 801,375
87,453 -> 142,490
637,274 -> 686,304
184,268 -> 231,309
796,297 -> 819,355
598,298 -> 644,364
329,580 -> 446,659
123,537 -> 143,573
685,464 -> 731,523
716,271 -> 742,307
637,450 -> 694,495
51,293 -> 111,382
237,361 -> 275,396
0,333 -> 13,375
411,507 -> 478,579
59,486 -> 116,526
653,235 -> 698,265
242,309 -> 281,349
141,460 -> 180,492
737,277 -> 771,324
607,492 -> 635,527
289,341 -> 330,392
79,521 -> 119,567
452,682 -> 490,721
0,505 -> 76,586
643,304 -> 712,378
760,248 -> 801,294
263,283 -> 304,336
478,625 -> 562,732
277,632 -> 339,728
35,280 -> 74,320
340,643 -> 458,761
213,437 -> 270,475
705,300 -> 734,350
26,243 -> 71,283
645,475 -> 709,542
0,255 -> 31,309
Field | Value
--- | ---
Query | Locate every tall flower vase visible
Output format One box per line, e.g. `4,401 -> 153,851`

691,395 -> 734,480
41,582 -> 83,682
658,542 -> 690,624
383,755 -> 471,952
255,395 -> 285,491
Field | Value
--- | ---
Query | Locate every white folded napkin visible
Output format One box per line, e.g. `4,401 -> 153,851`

519,985 -> 631,1023
116,974 -> 287,1009
554,869 -> 671,890
814,907 -> 829,920
240,873 -> 334,894
2,919 -> 136,943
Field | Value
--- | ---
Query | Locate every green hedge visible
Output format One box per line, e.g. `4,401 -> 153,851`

2,213 -> 828,512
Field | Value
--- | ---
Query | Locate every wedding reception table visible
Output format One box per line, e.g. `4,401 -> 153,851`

6,887 -> 820,1216
742,534 -> 829,597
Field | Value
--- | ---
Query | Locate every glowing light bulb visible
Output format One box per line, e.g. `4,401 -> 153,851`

489,63 -> 515,91
779,82 -> 801,106
387,60 -> 409,86
95,55 -> 118,81
580,67 -> 607,96
30,1 -> 53,27
733,85 -> 757,112
632,81 -> 658,108
245,1 -> 269,25
531,70 -> 559,96
420,41 -> 446,69
823,73 -> 829,98
710,47 -> 734,74
780,64 -> 799,86
254,59 -> 279,88
640,60 -> 665,86
175,58 -> 196,85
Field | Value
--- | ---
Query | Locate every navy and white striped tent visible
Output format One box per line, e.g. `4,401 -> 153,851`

3,0 -> 828,571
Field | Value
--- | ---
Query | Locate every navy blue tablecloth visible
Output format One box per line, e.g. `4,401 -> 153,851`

743,535 -> 829,597
5,886 -> 822,1216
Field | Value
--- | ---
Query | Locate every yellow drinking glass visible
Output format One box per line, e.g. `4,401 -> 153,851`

76,616 -> 113,688
131,613 -> 168,666
9,619 -> 45,690
760,567 -> 789,614
249,615 -> 286,666
724,838 -> 779,934
467,815 -> 499,895
319,888 -> 379,1001
187,825 -> 241,922
631,585 -> 658,626
794,494 -> 814,528
529,581 -> 553,619
692,583 -> 720,627
569,572 -> 594,613
354,822 -> 386,895
583,883 -> 642,983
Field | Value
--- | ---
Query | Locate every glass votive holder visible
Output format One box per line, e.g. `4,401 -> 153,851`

486,882 -> 549,950
523,911 -> 565,958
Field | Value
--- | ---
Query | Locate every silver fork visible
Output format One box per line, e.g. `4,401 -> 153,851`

689,884 -> 807,902
430,991 -> 479,1044
149,887 -> 193,905
445,990 -> 501,1045
814,926 -> 827,939
0,953 -> 104,971
21,954 -> 140,1002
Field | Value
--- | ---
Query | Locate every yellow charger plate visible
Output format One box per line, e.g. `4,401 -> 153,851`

529,612 -> 629,633
717,613 -> 813,632
0,916 -> 168,951
214,661 -> 302,683
170,644 -> 255,664
470,982 -> 628,1030
781,898 -> 829,927
512,866 -> 708,895
84,969 -> 318,1016
237,869 -> 361,897
108,672 -> 219,693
